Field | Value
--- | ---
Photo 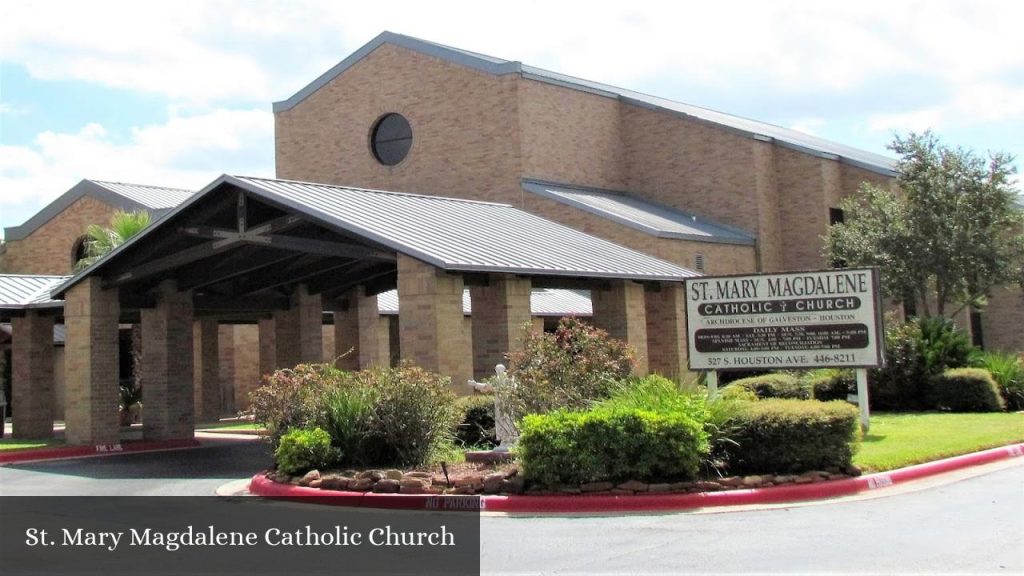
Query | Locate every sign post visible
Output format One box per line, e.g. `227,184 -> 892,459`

685,268 -> 884,431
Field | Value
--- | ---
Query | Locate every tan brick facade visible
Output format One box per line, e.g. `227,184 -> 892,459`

591,280 -> 649,375
193,318 -> 220,423
140,281 -> 194,441
1,196 -> 118,275
469,275 -> 532,379
11,312 -> 55,438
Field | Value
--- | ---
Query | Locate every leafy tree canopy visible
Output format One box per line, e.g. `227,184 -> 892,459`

826,131 -> 1023,317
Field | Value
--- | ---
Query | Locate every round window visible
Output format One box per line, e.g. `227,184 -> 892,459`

370,113 -> 412,166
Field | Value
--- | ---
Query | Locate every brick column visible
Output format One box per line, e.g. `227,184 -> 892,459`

645,283 -> 688,379
11,312 -> 55,439
193,318 -> 220,423
64,277 -> 120,445
141,280 -> 194,441
273,284 -> 322,369
591,280 -> 649,375
330,286 -> 387,371
397,254 -> 472,389
470,275 -> 532,379
258,318 -> 276,376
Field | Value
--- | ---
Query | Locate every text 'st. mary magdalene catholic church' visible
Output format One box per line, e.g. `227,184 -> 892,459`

1,32 -> 1020,444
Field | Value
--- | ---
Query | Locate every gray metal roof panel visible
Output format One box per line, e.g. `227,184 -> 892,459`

0,275 -> 68,309
4,179 -> 194,241
229,176 -> 698,282
375,287 -> 592,317
523,180 -> 756,245
90,181 -> 194,210
273,32 -> 896,175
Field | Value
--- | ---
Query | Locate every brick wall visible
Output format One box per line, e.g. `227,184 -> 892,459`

275,43 -> 523,206
2,196 -> 118,274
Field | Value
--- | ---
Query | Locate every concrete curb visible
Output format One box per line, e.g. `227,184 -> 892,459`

248,442 -> 1024,513
0,438 -> 202,465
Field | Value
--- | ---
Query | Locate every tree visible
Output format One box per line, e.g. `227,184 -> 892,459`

74,210 -> 151,271
826,131 -> 1024,317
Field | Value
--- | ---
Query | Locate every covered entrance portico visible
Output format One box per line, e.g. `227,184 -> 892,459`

17,175 -> 695,445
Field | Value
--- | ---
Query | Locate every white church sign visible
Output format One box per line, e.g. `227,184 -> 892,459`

685,268 -> 884,371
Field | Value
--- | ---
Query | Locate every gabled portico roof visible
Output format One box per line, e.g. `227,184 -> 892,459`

52,175 -> 697,304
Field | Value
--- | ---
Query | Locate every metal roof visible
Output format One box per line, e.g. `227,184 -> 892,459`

273,31 -> 896,175
52,174 -> 697,297
4,179 -> 195,241
523,179 -> 756,245
227,176 -> 699,281
89,181 -> 195,210
375,287 -> 592,317
0,275 -> 68,309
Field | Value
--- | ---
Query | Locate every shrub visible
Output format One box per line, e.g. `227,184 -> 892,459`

275,427 -> 337,475
248,363 -> 341,447
353,363 -> 462,467
517,406 -> 709,486
455,394 -> 498,449
806,368 -> 855,402
722,399 -> 860,475
917,316 -> 978,375
503,317 -> 635,417
869,320 -> 930,411
972,352 -> 1024,411
320,376 -> 376,464
725,373 -> 810,400
930,368 -> 1005,412
601,374 -> 707,415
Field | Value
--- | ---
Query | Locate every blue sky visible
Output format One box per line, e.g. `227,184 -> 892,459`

2,0 -> 1022,236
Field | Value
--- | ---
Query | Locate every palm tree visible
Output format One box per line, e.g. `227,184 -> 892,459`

74,210 -> 151,271
73,210 -> 151,425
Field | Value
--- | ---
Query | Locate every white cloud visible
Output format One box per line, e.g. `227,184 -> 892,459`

0,109 -> 274,222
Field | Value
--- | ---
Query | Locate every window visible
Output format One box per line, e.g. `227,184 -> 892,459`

829,207 -> 845,225
370,113 -> 412,166
970,309 -> 985,349
70,235 -> 89,271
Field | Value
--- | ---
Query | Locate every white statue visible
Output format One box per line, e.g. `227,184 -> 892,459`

466,364 -> 519,452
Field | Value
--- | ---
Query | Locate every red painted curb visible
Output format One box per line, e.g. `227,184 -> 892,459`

0,438 -> 202,464
248,442 -> 1024,513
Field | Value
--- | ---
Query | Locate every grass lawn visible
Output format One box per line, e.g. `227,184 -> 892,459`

855,412 -> 1024,472
0,437 -> 65,451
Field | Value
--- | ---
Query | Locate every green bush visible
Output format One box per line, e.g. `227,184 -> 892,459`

321,376 -> 375,464
275,427 -> 337,475
973,352 -> 1024,411
722,399 -> 860,475
806,368 -> 855,402
917,316 -> 978,375
517,406 -> 709,486
455,394 -> 498,449
502,317 -> 635,417
725,373 -> 810,400
352,363 -> 462,467
869,320 -> 930,411
248,363 -> 342,447
930,368 -> 1005,412
601,374 -> 706,414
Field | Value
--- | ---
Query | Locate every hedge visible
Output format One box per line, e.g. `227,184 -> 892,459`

517,407 -> 709,486
723,399 -> 860,475
726,373 -> 810,400
930,368 -> 1005,413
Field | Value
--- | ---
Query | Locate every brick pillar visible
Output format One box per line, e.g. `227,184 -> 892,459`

357,289 -> 389,369
330,286 -> 387,371
11,312 -> 55,439
470,275 -> 532,379
397,254 -> 472,389
258,318 -> 276,376
193,318 -> 220,423
64,277 -> 120,445
273,284 -> 322,368
218,324 -> 235,414
141,280 -> 194,441
645,283 -> 688,379
591,280 -> 648,375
